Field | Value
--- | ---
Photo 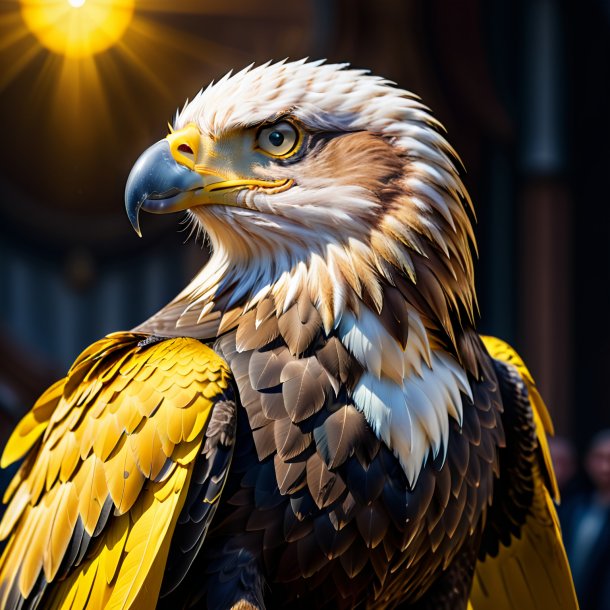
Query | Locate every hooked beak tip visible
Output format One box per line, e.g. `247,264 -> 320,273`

126,198 -> 143,237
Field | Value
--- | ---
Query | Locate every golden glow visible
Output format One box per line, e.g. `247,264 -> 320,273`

20,0 -> 134,58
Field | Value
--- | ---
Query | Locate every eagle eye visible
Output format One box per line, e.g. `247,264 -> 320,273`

257,121 -> 300,157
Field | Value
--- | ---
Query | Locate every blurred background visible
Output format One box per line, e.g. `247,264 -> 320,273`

0,0 -> 609,567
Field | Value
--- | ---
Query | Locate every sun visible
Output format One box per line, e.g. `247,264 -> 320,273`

20,0 -> 135,59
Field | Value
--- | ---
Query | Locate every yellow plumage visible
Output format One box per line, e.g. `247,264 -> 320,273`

469,336 -> 578,610
0,333 -> 231,609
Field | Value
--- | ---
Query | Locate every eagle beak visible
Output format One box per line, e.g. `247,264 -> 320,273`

125,125 -> 294,236
124,139 -> 204,237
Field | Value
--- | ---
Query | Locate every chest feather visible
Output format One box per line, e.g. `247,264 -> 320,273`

337,307 -> 472,485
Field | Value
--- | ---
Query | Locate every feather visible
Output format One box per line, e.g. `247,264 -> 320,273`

305,453 -> 346,509
0,334 -> 232,610
260,389 -> 288,420
283,503 -> 313,543
280,358 -> 328,424
356,502 -> 390,549
379,286 -> 410,350
273,455 -> 307,496
251,424 -> 277,461
313,515 -> 358,560
345,457 -> 386,505
249,347 -> 293,391
315,337 -> 354,387
339,537 -> 368,578
277,301 -> 321,357
105,467 -> 190,610
313,405 -> 368,469
1,380 -> 62,469
255,297 -> 276,327
235,309 -> 280,352
274,418 -> 313,462
296,533 -> 327,578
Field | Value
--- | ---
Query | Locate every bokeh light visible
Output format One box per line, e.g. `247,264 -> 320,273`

20,0 -> 134,58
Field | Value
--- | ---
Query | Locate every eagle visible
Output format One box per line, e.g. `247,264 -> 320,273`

0,59 -> 578,610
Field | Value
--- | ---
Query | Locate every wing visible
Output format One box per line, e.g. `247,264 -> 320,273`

469,336 -> 578,610
0,332 -> 235,610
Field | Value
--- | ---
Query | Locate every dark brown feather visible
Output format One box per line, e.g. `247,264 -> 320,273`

369,547 -> 389,586
449,432 -> 470,479
237,381 -> 272,429
305,453 -> 347,510
274,455 -> 307,495
379,285 -> 410,349
465,454 -> 481,489
296,533 -> 328,578
251,424 -> 277,461
313,405 -> 368,469
442,481 -> 468,539
313,515 -> 358,559
260,390 -> 288,420
274,418 -> 313,462
283,504 -> 314,543
339,537 -> 369,578
412,262 -> 455,345
328,491 -> 358,531
346,455 -> 385,504
428,518 -> 447,553
356,504 -> 389,549
262,509 -> 287,551
316,337 -> 352,386
457,330 -> 481,379
249,347 -> 293,391
434,462 -> 452,509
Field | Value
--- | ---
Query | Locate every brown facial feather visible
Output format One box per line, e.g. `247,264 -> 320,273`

299,131 -> 404,195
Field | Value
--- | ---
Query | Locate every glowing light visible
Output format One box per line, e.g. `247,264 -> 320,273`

20,0 -> 134,58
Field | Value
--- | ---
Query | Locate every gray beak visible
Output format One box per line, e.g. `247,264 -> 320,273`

124,139 -> 203,236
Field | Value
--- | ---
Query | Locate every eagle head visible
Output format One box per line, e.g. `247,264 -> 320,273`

126,59 -> 476,336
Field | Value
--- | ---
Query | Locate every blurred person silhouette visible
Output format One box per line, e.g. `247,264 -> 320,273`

560,430 -> 610,610
549,435 -> 579,498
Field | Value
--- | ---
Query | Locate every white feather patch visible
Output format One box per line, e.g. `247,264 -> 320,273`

345,307 -> 471,487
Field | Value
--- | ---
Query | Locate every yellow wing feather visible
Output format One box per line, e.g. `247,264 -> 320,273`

469,336 -> 578,610
1,379 -> 64,469
0,332 -> 231,609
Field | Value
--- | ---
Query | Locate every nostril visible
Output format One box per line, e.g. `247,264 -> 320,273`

178,143 -> 194,155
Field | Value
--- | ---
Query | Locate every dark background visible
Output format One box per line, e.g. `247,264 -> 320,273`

0,0 -> 608,476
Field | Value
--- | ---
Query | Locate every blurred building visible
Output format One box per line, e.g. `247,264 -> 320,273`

0,0 -> 609,451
